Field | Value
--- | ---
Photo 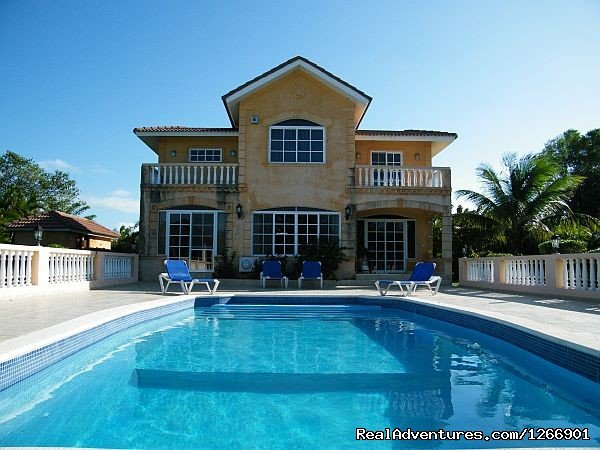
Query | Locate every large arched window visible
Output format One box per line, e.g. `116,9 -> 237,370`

269,119 -> 325,163
252,207 -> 340,256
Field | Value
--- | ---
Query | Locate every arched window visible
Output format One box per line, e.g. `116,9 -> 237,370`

269,119 -> 325,163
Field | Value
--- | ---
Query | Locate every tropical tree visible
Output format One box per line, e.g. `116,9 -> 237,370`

542,128 -> 600,218
111,223 -> 139,253
456,152 -> 585,255
0,150 -> 92,242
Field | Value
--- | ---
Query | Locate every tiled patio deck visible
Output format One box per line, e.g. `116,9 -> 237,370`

0,283 -> 598,356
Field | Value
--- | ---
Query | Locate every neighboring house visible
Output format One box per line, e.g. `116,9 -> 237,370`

134,56 -> 456,280
5,210 -> 119,250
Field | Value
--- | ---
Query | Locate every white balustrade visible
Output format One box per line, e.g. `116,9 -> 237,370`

459,253 -> 600,299
0,245 -> 35,288
504,257 -> 546,286
562,255 -> 600,291
355,166 -> 448,188
103,254 -> 133,280
0,244 -> 138,296
48,249 -> 94,284
466,259 -> 494,282
145,163 -> 238,186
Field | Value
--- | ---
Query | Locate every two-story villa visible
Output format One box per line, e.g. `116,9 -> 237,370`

134,56 -> 456,281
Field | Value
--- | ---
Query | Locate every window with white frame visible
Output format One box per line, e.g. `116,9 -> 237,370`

371,151 -> 402,166
269,119 -> 325,163
189,148 -> 222,163
252,208 -> 340,256
157,210 -> 225,269
371,151 -> 403,186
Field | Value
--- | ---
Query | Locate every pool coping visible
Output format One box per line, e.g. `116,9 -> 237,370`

0,292 -> 598,393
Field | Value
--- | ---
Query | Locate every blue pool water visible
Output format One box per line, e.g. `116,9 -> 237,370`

0,304 -> 598,449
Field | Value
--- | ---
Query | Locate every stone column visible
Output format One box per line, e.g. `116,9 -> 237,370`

441,211 -> 453,280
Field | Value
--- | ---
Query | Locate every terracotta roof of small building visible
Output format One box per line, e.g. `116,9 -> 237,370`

133,126 -> 238,133
356,129 -> 458,138
5,211 -> 119,238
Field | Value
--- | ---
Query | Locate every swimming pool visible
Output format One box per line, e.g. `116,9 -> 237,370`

0,300 -> 598,448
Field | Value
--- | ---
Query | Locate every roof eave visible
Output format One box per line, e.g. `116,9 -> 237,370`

222,57 -> 371,128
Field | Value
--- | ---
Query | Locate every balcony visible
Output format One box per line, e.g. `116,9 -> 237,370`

354,166 -> 450,190
142,163 -> 239,186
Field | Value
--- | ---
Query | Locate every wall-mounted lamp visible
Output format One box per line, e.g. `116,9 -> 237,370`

230,150 -> 237,157
170,150 -> 177,157
34,223 -> 43,246
344,204 -> 353,221
414,153 -> 421,161
236,203 -> 243,219
355,152 -> 361,160
551,234 -> 561,253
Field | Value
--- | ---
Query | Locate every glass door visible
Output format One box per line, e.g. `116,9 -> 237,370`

167,211 -> 217,271
365,220 -> 406,273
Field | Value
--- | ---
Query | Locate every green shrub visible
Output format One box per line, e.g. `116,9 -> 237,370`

214,249 -> 237,278
538,239 -> 587,254
47,243 -> 65,248
297,238 -> 349,280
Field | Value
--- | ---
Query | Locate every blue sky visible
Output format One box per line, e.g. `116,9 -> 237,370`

1,0 -> 599,229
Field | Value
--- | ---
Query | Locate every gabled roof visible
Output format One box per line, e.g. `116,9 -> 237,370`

221,56 -> 372,128
5,211 -> 119,239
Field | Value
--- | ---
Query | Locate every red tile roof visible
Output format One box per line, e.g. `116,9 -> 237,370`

5,211 -> 119,238
356,129 -> 458,138
133,126 -> 238,133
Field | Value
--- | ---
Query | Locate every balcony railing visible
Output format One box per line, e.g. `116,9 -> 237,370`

355,166 -> 450,188
142,163 -> 238,186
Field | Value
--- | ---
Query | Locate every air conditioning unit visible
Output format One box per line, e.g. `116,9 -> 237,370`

239,256 -> 258,273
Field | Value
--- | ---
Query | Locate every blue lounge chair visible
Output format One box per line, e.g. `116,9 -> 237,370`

298,261 -> 323,289
159,259 -> 220,295
375,262 -> 441,296
260,260 -> 288,288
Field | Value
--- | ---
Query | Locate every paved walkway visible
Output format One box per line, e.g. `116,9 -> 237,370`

0,283 -> 598,354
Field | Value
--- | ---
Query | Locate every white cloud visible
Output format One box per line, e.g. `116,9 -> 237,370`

115,221 -> 137,231
86,190 -> 139,213
39,159 -> 81,173
110,189 -> 131,197
90,164 -> 112,174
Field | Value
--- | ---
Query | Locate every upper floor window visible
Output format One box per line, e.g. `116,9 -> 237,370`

371,151 -> 402,166
269,119 -> 325,163
189,148 -> 222,163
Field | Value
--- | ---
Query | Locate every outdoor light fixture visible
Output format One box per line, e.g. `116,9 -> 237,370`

34,223 -> 43,246
230,150 -> 237,157
344,204 -> 353,221
551,234 -> 561,253
236,203 -> 243,219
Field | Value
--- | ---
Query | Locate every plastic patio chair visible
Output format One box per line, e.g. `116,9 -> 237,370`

298,261 -> 323,289
260,260 -> 289,288
159,259 -> 220,295
375,262 -> 441,296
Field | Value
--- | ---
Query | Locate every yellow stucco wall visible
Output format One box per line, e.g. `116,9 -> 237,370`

239,70 -> 353,207
354,141 -> 432,166
157,137 -> 239,163
12,231 -> 112,250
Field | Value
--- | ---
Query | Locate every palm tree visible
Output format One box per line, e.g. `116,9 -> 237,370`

456,152 -> 585,254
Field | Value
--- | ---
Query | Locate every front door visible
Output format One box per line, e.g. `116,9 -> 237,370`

365,220 -> 406,273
